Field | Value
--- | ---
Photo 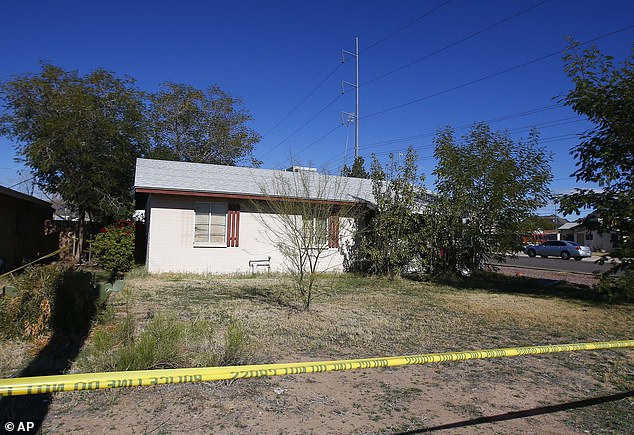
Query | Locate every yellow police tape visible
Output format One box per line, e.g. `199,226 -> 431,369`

1,340 -> 632,396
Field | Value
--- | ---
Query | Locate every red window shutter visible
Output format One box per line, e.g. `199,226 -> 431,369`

328,215 -> 340,248
227,204 -> 240,247
226,209 -> 232,247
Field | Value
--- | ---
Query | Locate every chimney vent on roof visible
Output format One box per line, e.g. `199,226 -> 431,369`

286,166 -> 318,173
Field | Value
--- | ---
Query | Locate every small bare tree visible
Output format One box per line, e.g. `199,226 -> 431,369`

254,168 -> 361,310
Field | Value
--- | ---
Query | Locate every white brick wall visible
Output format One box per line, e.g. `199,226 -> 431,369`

146,194 -> 355,274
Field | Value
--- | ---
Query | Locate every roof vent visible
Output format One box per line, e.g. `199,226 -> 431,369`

286,166 -> 318,173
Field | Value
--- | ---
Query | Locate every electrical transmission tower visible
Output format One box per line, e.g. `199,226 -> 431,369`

342,37 -> 359,158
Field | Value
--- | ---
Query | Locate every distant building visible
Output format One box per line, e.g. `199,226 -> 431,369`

538,214 -> 568,241
522,214 -> 568,244
558,212 -> 617,252
0,186 -> 57,271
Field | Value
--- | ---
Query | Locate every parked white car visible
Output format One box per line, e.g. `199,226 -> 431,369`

524,240 -> 592,261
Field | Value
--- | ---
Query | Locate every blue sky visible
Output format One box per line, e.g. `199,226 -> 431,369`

1,0 -> 633,216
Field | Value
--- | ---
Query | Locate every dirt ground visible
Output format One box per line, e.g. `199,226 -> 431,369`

44,354 -> 631,434
7,272 -> 634,433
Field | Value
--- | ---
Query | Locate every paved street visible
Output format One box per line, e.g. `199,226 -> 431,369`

493,254 -> 614,274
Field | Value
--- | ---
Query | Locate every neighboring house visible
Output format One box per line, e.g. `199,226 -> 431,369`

0,185 -> 57,271
134,158 -> 374,274
520,215 -> 568,244
558,214 -> 617,252
530,215 -> 569,243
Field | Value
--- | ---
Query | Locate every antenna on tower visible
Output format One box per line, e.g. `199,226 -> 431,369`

342,37 -> 359,159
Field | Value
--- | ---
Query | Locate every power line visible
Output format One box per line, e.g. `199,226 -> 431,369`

321,103 -> 569,167
8,175 -> 36,189
261,62 -> 343,139
364,132 -> 581,165
287,124 -> 343,165
538,133 -> 579,145
260,94 -> 343,159
288,71 -> 564,168
362,0 -> 551,87
362,23 -> 634,120
362,109 -> 575,152
362,0 -> 453,53
326,120 -> 582,170
259,3 -> 457,162
259,0 -> 453,145
365,131 -> 580,162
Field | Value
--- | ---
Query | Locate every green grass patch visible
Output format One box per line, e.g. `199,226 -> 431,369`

77,311 -> 251,372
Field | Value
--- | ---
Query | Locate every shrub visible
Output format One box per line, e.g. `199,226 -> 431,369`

596,269 -> 634,303
91,221 -> 135,276
221,319 -> 250,366
0,265 -> 96,339
183,318 -> 218,367
77,314 -> 251,372
116,314 -> 184,370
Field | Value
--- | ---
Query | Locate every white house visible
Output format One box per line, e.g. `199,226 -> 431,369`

558,221 -> 617,252
134,158 -> 374,274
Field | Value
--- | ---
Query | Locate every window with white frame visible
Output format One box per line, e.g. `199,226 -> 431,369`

302,215 -> 329,248
194,201 -> 228,246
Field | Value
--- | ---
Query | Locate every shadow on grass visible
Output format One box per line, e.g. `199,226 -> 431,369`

239,286 -> 298,310
0,270 -> 97,433
419,271 -> 605,303
394,390 -> 634,434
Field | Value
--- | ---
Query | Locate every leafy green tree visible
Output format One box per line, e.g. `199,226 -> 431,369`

0,63 -> 146,257
522,214 -> 560,233
356,147 -> 425,277
558,42 -> 634,300
341,156 -> 369,178
148,82 -> 261,166
428,124 -> 552,273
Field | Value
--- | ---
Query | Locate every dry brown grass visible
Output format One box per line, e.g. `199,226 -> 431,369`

122,272 -> 633,359
4,270 -> 633,433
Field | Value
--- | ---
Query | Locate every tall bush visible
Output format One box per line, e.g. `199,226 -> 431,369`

91,221 -> 135,275
0,265 -> 96,339
428,124 -> 552,274
355,147 -> 425,277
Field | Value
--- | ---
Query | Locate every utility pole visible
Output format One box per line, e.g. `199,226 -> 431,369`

342,37 -> 359,158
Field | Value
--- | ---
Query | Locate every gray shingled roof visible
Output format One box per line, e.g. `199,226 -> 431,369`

134,158 -> 375,205
558,222 -> 581,230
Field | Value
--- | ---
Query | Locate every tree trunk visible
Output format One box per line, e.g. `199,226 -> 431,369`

75,210 -> 85,261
